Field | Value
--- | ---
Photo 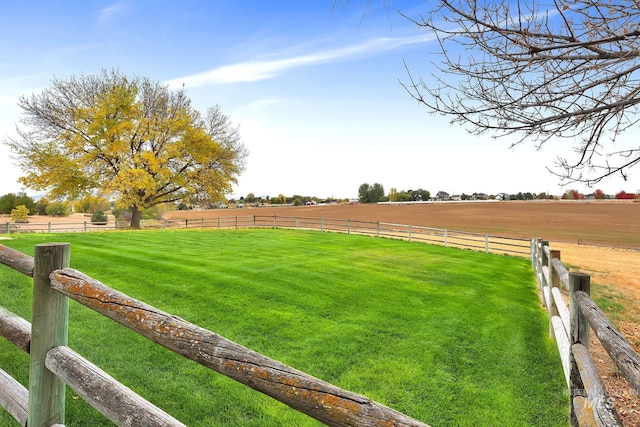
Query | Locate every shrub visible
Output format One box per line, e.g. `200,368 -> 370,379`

112,207 -> 131,221
142,205 -> 161,220
0,192 -> 36,215
10,205 -> 30,223
74,195 -> 111,213
36,198 -> 49,215
91,210 -> 108,223
45,202 -> 70,217
562,189 -> 584,200
594,189 -> 607,199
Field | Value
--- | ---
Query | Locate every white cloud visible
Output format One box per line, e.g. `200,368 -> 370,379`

165,32 -> 436,88
98,2 -> 125,24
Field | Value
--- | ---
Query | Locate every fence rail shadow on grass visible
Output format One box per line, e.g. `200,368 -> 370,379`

3,214 -> 532,257
531,239 -> 640,427
0,243 -> 430,427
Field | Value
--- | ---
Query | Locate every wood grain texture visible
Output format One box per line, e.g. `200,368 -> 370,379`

45,346 -> 185,427
0,244 -> 33,277
575,290 -> 640,399
0,369 -> 28,427
0,306 -> 30,353
28,243 -> 69,427
572,343 -> 622,426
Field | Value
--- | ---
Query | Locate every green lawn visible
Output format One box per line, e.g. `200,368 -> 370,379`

0,229 -> 567,426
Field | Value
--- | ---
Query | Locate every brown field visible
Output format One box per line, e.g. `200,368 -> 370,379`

167,199 -> 640,245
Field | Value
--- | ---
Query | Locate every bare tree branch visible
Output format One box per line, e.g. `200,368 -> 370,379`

400,0 -> 640,183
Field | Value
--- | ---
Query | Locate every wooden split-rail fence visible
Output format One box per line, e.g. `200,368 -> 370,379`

3,214 -> 532,257
531,239 -> 640,426
0,242 -> 430,427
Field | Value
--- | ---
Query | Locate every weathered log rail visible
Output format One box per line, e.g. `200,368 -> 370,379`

3,214 -> 532,257
531,239 -> 640,427
0,243 -> 430,426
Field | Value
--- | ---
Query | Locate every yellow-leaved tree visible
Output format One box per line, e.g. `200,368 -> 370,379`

5,70 -> 248,228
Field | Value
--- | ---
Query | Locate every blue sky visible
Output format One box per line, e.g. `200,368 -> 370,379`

1,1 -> 638,199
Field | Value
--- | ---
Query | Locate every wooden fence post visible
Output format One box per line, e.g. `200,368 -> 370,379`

540,240 -> 549,306
484,233 -> 488,253
408,225 -> 412,241
569,272 -> 590,427
530,238 -> 536,266
28,243 -> 70,427
548,249 -> 561,337
376,221 -> 380,237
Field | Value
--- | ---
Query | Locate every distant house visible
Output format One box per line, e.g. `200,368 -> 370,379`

616,191 -> 637,200
495,193 -> 509,201
451,194 -> 462,201
435,191 -> 450,200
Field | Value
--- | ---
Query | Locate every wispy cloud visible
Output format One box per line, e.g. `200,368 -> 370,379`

98,2 -> 125,24
165,32 -> 435,88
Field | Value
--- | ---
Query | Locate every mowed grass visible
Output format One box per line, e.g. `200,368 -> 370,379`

0,229 -> 567,426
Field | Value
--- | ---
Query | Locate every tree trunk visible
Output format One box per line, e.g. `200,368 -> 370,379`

130,207 -> 142,229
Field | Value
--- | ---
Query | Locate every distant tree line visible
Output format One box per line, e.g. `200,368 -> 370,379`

355,185 -> 637,203
0,192 -> 109,218
0,192 -> 167,223
232,193 -> 346,207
